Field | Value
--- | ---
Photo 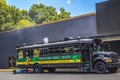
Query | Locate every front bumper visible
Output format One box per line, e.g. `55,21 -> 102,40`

107,62 -> 120,67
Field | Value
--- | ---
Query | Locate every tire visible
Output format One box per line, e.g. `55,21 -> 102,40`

33,64 -> 43,73
48,68 -> 56,72
95,61 -> 107,73
108,67 -> 118,73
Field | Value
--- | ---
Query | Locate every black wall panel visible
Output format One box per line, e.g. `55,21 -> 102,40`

96,0 -> 120,34
0,14 -> 97,68
108,40 -> 120,57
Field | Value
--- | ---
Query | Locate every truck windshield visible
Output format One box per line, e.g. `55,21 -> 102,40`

102,42 -> 111,51
92,42 -> 111,52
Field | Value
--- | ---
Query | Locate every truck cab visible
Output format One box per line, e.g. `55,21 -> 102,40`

93,51 -> 119,73
91,39 -> 120,73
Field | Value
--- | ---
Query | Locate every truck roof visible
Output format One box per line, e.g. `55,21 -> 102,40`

18,38 -> 94,50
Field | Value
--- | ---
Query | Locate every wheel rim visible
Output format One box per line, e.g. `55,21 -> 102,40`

95,62 -> 106,73
34,65 -> 40,72
97,63 -> 104,71
35,66 -> 39,72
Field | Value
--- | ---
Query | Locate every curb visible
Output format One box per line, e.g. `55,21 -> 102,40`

0,69 -> 13,72
0,69 -> 48,72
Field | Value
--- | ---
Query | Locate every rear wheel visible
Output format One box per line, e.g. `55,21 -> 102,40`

108,67 -> 118,73
33,64 -> 43,73
95,61 -> 107,73
48,68 -> 56,72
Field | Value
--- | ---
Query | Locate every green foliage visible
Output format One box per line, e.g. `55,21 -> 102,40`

0,0 -> 6,5
0,1 -> 34,32
58,7 -> 71,19
0,1 -> 71,32
0,22 -> 14,31
0,0 -> 9,27
15,19 -> 35,29
29,4 -> 56,24
29,3 -> 71,24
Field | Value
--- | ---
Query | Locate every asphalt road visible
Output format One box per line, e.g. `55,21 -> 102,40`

0,69 -> 120,80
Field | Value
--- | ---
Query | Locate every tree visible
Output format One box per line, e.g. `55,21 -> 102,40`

0,1 -> 71,32
29,3 -> 52,24
0,0 -> 6,5
0,0 -> 10,28
20,9 -> 32,21
58,7 -> 71,19
0,0 -> 34,32
0,22 -> 14,31
29,3 -> 71,24
9,6 -> 22,24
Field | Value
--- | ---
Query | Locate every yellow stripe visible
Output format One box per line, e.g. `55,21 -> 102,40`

16,59 -> 81,65
16,62 -> 34,65
38,59 -> 81,64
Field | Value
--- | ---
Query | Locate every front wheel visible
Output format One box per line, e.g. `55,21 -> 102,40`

33,64 -> 43,73
95,61 -> 107,73
108,67 -> 118,73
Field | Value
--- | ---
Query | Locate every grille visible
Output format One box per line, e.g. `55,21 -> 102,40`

111,53 -> 118,62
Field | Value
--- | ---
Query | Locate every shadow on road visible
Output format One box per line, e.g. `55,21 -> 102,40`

15,71 -> 112,75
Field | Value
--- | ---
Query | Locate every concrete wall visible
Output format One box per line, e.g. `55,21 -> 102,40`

0,14 -> 97,68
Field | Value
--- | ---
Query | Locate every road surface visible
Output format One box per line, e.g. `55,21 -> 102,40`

0,69 -> 120,80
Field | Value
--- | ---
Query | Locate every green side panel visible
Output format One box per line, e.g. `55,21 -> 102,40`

39,53 -> 81,60
16,58 -> 26,62
30,57 -> 39,63
16,57 -> 39,62
16,53 -> 81,62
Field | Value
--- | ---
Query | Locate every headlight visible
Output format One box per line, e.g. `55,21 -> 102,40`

105,59 -> 112,63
